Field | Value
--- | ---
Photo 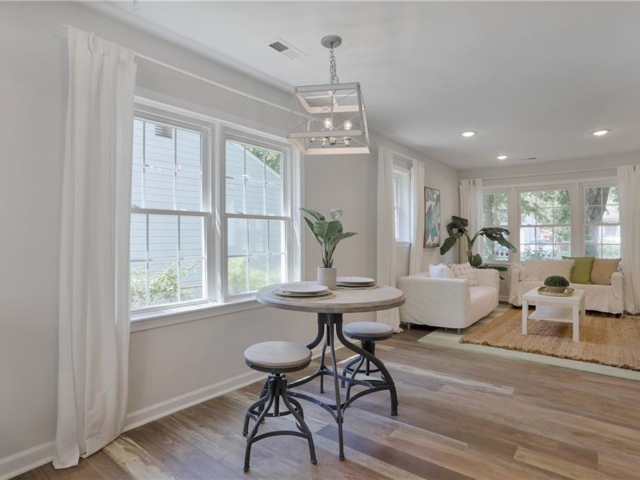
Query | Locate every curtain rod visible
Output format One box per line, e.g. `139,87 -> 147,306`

464,164 -> 618,182
61,24 -> 293,115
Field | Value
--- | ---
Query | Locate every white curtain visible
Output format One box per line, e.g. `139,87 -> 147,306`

376,146 -> 401,332
618,165 -> 640,314
55,30 -> 137,468
409,159 -> 425,275
458,179 -> 484,263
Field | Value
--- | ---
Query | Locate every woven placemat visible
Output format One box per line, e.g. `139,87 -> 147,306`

269,291 -> 336,301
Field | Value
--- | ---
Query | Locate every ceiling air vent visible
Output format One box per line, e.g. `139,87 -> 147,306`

267,38 -> 306,60
518,157 -> 538,161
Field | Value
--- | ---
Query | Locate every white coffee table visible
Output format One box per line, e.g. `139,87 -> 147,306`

522,287 -> 586,342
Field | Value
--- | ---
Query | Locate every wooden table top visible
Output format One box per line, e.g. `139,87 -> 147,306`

256,282 -> 405,314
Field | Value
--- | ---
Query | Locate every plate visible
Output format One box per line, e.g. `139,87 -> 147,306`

275,288 -> 331,297
276,283 -> 330,296
337,276 -> 376,285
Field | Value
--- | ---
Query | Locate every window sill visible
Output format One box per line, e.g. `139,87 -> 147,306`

130,298 -> 265,332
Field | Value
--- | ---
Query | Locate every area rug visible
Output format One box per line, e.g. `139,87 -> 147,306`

460,308 -> 640,371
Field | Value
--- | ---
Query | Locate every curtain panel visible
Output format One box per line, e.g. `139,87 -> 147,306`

617,165 -> 640,314
408,159 -> 425,275
459,179 -> 483,263
376,146 -> 401,332
55,29 -> 137,468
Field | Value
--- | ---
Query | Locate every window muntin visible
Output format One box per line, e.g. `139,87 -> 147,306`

130,117 -> 208,311
585,186 -> 620,258
224,138 -> 289,297
482,192 -> 509,261
519,189 -> 571,260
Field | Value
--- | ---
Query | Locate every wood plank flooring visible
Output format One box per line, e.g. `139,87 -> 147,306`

17,328 -> 640,479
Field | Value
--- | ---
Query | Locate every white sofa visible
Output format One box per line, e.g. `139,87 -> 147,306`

397,268 -> 500,331
509,260 -> 624,315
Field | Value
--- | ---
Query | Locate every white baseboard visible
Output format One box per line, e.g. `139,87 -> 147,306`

499,295 -> 510,303
0,344 -> 339,480
0,441 -> 54,480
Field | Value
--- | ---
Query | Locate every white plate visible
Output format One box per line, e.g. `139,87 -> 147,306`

337,276 -> 375,285
275,288 -> 330,297
277,283 -> 329,294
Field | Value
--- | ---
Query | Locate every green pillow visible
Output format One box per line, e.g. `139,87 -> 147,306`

562,256 -> 595,284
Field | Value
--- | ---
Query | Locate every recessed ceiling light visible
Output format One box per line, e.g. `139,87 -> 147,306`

462,131 -> 476,137
592,129 -> 611,136
497,155 -> 508,161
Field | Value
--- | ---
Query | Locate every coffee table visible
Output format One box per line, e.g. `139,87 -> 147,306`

522,287 -> 586,342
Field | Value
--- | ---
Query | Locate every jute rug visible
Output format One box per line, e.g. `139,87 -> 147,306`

461,308 -> 640,371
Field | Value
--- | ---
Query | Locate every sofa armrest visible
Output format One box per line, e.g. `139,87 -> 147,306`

397,275 -> 470,324
475,268 -> 500,290
611,271 -> 624,300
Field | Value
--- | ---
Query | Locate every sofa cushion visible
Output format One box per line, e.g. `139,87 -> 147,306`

428,263 -> 454,279
449,262 -> 479,286
522,259 -> 574,281
591,258 -> 621,285
562,256 -> 594,284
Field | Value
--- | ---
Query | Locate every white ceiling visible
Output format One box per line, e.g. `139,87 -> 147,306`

90,1 -> 640,170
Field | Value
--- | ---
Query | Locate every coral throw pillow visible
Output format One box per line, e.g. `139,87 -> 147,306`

562,256 -> 595,284
591,258 -> 621,285
448,262 -> 479,286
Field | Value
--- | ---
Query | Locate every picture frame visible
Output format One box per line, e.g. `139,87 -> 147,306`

424,186 -> 441,247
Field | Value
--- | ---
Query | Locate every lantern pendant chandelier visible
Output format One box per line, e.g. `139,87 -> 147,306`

287,35 -> 370,155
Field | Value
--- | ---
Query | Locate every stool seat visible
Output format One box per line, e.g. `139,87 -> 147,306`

344,321 -> 393,340
245,341 -> 311,371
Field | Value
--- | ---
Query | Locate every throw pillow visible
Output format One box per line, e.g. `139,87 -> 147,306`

562,256 -> 595,284
591,258 -> 621,285
448,262 -> 479,286
429,263 -> 454,279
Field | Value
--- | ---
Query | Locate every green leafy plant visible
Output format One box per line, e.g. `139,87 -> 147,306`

544,275 -> 570,288
301,207 -> 357,268
439,216 -> 517,268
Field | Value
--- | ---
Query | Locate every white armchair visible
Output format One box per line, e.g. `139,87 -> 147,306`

397,268 -> 500,331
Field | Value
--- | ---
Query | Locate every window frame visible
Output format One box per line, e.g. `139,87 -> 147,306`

129,102 -> 301,327
481,188 -> 512,263
480,176 -> 618,264
392,166 -> 411,245
580,182 -> 621,259
220,128 -> 296,302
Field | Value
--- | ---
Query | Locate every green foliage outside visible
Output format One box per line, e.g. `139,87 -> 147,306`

130,262 -> 198,309
227,255 -> 283,295
246,146 -> 281,176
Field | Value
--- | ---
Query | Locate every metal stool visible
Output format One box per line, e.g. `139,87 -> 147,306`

242,341 -> 317,472
341,322 -> 394,400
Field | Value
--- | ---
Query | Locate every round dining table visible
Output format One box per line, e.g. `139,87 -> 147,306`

256,281 -> 405,460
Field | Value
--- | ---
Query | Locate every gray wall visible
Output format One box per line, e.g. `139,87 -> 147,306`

0,1 -> 459,469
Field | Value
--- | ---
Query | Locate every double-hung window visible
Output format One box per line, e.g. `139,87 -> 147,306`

224,133 -> 291,299
130,115 -> 209,310
392,168 -> 411,244
482,191 -> 510,261
519,188 -> 571,260
584,185 -> 620,258
129,106 -> 298,317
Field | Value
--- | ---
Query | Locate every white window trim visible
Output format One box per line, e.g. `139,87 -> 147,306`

129,101 -> 301,330
481,188 -> 512,264
481,176 -> 617,264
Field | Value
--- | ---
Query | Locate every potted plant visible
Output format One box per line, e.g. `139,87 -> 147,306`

544,275 -> 570,293
301,207 -> 357,289
439,216 -> 517,269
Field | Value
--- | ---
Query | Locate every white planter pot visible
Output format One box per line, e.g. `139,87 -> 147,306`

317,267 -> 337,290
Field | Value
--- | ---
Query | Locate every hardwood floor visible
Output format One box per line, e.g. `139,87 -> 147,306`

18,328 -> 640,479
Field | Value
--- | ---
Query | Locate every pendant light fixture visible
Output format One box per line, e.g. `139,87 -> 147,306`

287,35 -> 370,155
